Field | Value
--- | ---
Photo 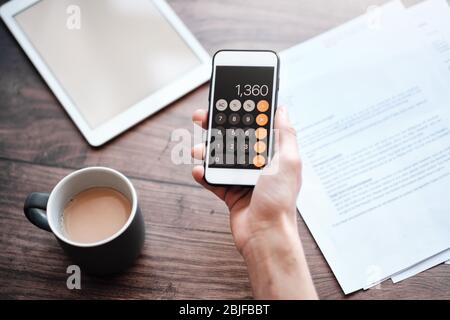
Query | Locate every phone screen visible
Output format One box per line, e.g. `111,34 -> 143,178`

208,66 -> 275,169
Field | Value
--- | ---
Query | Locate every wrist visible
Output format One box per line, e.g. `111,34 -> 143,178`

241,212 -> 302,266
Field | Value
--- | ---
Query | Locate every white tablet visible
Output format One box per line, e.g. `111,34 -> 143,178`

1,0 -> 211,146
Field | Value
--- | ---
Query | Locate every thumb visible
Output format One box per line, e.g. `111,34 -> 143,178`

274,106 -> 298,156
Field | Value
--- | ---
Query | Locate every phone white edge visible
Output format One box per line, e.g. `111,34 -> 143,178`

204,50 -> 279,186
0,0 -> 211,146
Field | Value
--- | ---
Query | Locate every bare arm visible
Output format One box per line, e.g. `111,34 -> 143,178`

242,218 -> 317,299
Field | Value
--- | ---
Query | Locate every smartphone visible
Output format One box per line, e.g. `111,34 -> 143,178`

204,50 -> 279,186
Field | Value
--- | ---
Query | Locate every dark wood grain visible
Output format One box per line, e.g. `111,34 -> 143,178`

0,0 -> 449,299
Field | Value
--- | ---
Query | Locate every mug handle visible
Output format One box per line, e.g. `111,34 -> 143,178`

24,192 -> 51,232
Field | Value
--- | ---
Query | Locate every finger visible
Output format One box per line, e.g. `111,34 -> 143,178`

191,143 -> 205,160
192,166 -> 251,211
274,106 -> 299,157
192,166 -> 227,200
270,107 -> 302,190
192,109 -> 208,129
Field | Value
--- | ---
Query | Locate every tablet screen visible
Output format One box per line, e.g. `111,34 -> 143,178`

14,0 -> 201,128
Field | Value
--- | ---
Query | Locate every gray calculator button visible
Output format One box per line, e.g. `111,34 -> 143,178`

236,152 -> 247,165
229,113 -> 240,125
229,99 -> 242,111
244,128 -> 253,137
242,113 -> 254,125
215,113 -> 226,125
210,153 -> 224,165
243,100 -> 255,112
216,99 -> 228,111
212,127 -> 225,138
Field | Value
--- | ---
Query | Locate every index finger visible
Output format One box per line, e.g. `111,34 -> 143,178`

192,109 -> 208,129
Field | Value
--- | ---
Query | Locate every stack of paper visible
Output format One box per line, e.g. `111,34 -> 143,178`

279,0 -> 450,294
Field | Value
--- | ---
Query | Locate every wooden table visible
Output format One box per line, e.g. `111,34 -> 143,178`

1,0 -> 449,299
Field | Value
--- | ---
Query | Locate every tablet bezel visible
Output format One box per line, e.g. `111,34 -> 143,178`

0,0 -> 211,146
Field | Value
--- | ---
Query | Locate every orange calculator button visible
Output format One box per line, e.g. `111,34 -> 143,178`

257,100 -> 269,112
254,141 -> 266,153
255,127 -> 267,139
256,114 -> 268,126
253,155 -> 266,168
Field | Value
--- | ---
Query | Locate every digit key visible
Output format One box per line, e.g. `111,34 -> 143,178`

229,113 -> 240,125
214,112 -> 226,125
242,113 -> 254,125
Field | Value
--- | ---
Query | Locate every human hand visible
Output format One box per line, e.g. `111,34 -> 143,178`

191,106 -> 316,299
191,106 -> 301,257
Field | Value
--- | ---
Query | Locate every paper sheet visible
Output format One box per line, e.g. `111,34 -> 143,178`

279,0 -> 450,293
391,249 -> 450,283
408,0 -> 450,82
389,0 -> 450,281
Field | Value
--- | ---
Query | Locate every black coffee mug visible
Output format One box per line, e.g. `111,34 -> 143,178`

23,167 -> 145,275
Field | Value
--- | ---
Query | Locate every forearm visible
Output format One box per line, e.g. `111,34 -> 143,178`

242,217 -> 318,300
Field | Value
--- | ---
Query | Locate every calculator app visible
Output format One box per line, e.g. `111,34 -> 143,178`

209,66 -> 274,169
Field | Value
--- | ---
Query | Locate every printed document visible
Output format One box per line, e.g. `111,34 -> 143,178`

279,0 -> 450,293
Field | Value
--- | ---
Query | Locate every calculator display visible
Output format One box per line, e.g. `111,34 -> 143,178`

209,66 -> 274,169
